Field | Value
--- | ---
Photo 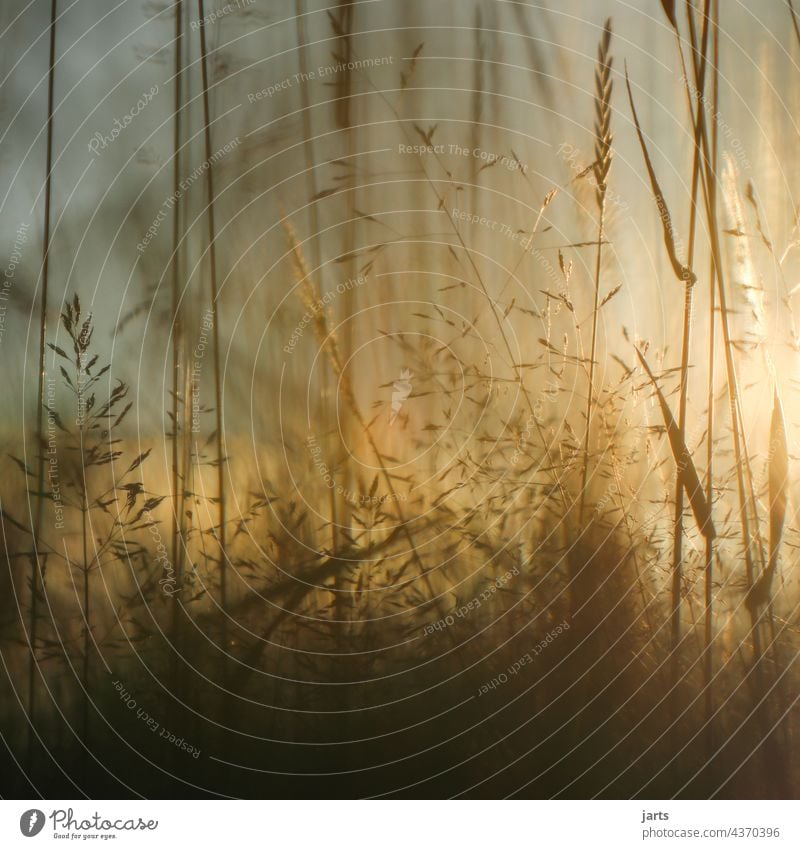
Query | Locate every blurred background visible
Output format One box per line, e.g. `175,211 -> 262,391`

0,0 -> 799,799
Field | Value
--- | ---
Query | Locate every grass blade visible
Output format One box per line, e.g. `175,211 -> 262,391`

624,65 -> 696,286
635,348 -> 715,540
768,387 -> 788,574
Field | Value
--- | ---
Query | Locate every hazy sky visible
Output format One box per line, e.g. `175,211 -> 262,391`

1,0 -> 797,444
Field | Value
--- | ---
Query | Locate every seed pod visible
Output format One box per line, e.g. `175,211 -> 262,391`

768,387 -> 788,573
660,0 -> 678,29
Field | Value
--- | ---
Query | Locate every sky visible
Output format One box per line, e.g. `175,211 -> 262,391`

1,0 -> 798,450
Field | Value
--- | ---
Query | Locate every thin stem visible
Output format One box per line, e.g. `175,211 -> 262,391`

701,93 -> 760,661
331,1 -> 356,657
197,0 -> 227,651
668,0 -> 709,681
579,20 -> 613,528
295,0 -> 338,554
28,0 -> 58,772
348,49 -> 573,514
169,0 -> 185,706
578,201 -> 605,524
80,433 -> 89,780
704,0 -> 719,761
683,0 -> 761,658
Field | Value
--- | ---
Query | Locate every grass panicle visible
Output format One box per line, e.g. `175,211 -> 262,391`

579,18 -> 613,524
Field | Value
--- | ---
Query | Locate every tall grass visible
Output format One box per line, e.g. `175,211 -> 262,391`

294,0 -> 339,555
329,0 -> 357,650
703,0 -> 720,757
666,0 -> 709,675
2,0 -> 800,799
578,19 -> 613,525
169,0 -> 185,721
27,0 -> 58,770
197,0 -> 228,654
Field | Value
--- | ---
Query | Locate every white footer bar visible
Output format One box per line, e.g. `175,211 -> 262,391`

2,800 -> 797,848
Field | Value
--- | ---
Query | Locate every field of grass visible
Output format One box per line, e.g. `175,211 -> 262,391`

1,0 -> 799,798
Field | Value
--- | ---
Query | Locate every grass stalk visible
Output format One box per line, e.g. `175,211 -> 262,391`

687,0 -> 791,791
81,495 -> 89,767
79,353 -> 90,780
330,0 -> 356,645
27,0 -> 58,772
703,0 -> 719,759
666,0 -> 710,684
283,220 -> 452,624
169,0 -> 185,703
578,19 -> 613,526
691,33 -> 761,661
197,0 -> 228,652
635,348 -> 715,541
295,0 -> 338,554
345,50 -> 574,517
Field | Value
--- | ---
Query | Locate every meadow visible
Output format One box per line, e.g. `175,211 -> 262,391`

0,0 -> 799,798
